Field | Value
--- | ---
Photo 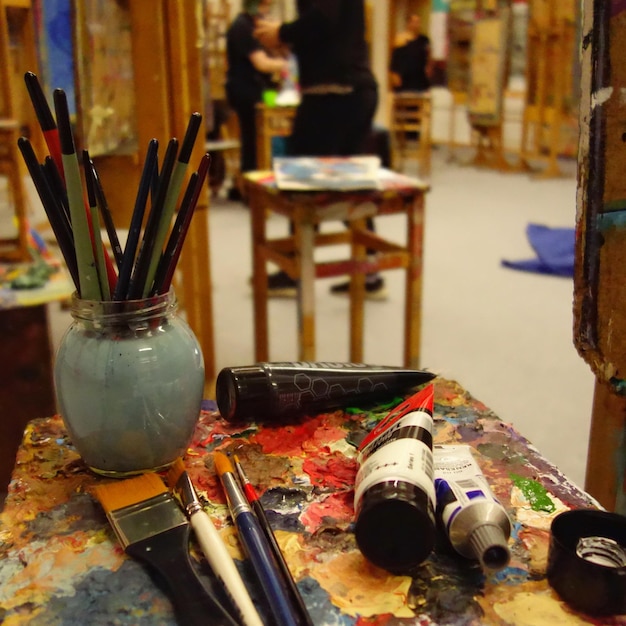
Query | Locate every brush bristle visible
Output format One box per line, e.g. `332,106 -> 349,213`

213,451 -> 234,478
165,457 -> 187,489
94,473 -> 167,513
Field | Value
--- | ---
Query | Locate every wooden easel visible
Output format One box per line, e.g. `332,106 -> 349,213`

73,1 -> 216,386
467,7 -> 512,171
520,0 -> 577,178
0,0 -> 41,261
575,0 -> 626,514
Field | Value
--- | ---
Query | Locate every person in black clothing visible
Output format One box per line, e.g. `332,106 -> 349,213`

390,14 -> 432,93
225,0 -> 286,179
255,0 -> 386,299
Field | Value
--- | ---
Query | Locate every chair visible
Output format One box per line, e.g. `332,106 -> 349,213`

389,91 -> 432,178
0,119 -> 29,261
255,104 -> 297,170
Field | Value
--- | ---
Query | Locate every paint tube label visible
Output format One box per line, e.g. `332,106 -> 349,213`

357,409 -> 433,462
434,445 -> 499,531
358,384 -> 434,452
354,430 -> 435,511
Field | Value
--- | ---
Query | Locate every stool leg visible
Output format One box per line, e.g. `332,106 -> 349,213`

250,188 -> 270,361
405,193 -> 425,368
295,209 -> 316,360
349,219 -> 367,363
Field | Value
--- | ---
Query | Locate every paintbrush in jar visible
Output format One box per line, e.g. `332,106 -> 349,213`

93,472 -> 239,626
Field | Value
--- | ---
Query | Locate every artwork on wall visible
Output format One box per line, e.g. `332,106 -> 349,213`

36,0 -> 75,115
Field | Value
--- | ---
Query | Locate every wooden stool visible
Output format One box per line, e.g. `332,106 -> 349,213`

244,169 -> 429,367
390,92 -> 432,179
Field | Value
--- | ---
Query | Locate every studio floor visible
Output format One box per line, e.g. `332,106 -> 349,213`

41,147 -> 593,489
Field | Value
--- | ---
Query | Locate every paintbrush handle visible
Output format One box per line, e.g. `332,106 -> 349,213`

125,525 -> 240,626
190,511 -> 264,626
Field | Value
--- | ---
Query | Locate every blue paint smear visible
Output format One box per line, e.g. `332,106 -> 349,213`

598,209 -> 626,231
509,521 -> 524,541
440,406 -> 481,425
491,566 -> 532,585
297,577 -> 355,626
39,561 -> 178,625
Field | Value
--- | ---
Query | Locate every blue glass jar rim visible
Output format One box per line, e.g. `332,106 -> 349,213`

69,288 -> 178,324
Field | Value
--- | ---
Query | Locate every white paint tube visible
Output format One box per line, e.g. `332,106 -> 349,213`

434,444 -> 511,571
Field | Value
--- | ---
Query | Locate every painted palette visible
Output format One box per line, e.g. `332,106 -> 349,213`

0,378 -> 620,625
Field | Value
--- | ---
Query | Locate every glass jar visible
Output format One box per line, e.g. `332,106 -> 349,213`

54,290 -> 204,477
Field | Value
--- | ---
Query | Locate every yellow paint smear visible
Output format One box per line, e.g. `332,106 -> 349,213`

2,535 -> 123,611
311,550 -> 414,618
478,580 -> 591,626
276,530 -> 310,579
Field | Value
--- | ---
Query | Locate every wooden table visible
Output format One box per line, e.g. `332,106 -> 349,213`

1,377 -> 621,625
0,259 -> 73,490
244,169 -> 429,367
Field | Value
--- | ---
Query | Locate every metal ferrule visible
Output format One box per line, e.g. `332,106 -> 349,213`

221,472 -> 251,518
174,472 -> 204,517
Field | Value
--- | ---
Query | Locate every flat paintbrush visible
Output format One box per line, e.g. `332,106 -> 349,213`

93,473 -> 239,626
166,458 -> 263,626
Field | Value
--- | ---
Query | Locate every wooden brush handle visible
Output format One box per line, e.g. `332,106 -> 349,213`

126,525 -> 240,626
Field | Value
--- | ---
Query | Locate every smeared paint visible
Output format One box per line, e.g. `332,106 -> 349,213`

251,415 -> 347,457
493,589 -> 590,625
344,397 -> 404,415
302,452 -> 357,490
511,486 -> 570,531
301,492 -> 354,534
0,378 -> 614,624
591,85 -> 613,108
518,527 -> 550,575
510,474 -> 557,513
312,550 -> 414,618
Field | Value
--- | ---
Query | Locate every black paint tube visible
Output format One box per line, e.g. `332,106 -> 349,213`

215,361 -> 436,422
353,384 -> 436,574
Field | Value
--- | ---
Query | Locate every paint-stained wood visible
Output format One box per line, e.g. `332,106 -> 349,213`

575,0 -> 626,513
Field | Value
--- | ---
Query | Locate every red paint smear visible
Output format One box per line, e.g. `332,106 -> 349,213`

356,615 -> 393,626
300,491 -> 354,533
251,415 -> 346,456
302,452 -> 357,489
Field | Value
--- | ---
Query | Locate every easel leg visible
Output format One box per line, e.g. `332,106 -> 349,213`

585,378 -> 626,514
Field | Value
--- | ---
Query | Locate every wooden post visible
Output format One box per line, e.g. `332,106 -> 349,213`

575,0 -> 626,514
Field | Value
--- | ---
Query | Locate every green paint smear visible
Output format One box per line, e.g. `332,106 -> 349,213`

510,473 -> 556,513
345,397 -> 403,415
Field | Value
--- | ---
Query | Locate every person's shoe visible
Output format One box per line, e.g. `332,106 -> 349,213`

329,276 -> 388,301
267,270 -> 298,298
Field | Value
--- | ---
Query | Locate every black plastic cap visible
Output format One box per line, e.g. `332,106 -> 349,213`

355,480 -> 436,574
547,509 -> 626,616
216,366 -> 272,421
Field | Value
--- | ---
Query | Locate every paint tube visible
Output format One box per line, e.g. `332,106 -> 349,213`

434,444 -> 511,571
353,384 -> 436,574
215,361 -> 435,422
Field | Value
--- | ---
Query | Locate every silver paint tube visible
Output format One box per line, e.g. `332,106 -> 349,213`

434,444 -> 511,571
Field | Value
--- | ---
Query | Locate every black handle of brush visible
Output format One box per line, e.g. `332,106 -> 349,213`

126,526 -> 241,626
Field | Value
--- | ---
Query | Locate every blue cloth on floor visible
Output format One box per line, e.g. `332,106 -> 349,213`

501,223 -> 575,277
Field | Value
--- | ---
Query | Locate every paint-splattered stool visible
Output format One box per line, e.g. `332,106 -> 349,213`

243,167 -> 429,367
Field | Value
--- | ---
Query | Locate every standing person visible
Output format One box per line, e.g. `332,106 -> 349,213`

255,0 -> 387,299
390,14 -> 433,93
225,0 -> 287,190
